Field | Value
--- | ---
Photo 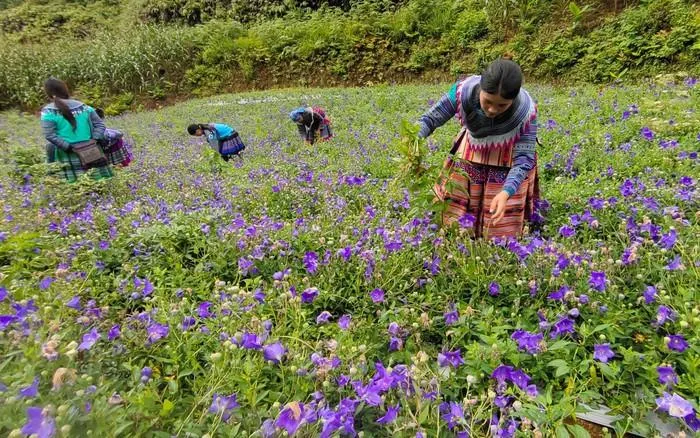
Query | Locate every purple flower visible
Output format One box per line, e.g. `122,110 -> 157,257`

369,288 -> 385,303
388,322 -> 401,336
667,334 -> 688,352
140,367 -> 152,383
301,287 -> 319,303
263,342 -> 286,364
579,294 -> 589,304
303,251 -> 319,274
338,314 -> 351,330
589,271 -> 607,292
511,329 -> 543,354
21,407 -> 56,438
491,365 -> 514,383
458,214 -> 475,228
316,311 -> 332,325
559,225 -> 575,238
655,305 -> 677,326
146,323 -> 169,344
444,304 -> 459,325
65,296 -> 81,310
0,287 -> 7,302
641,127 -> 654,140
276,402 -> 306,435
656,392 -> 694,418
437,350 -> 464,368
620,179 -> 636,197
439,401 -> 465,429
209,393 -> 239,422
548,285 -> 569,301
39,277 -> 54,290
376,404 -> 399,424
78,328 -> 100,351
509,369 -> 532,390
550,317 -> 575,339
19,377 -> 40,398
657,366 -> 678,388
181,317 -> 196,331
593,344 -> 615,363
198,302 -> 214,318
240,332 -> 262,350
488,281 -> 501,297
659,229 -> 677,250
643,286 -> 657,304
665,255 -> 684,271
495,395 -> 513,408
389,337 -> 403,351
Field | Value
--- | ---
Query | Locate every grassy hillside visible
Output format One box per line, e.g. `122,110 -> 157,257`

0,0 -> 699,111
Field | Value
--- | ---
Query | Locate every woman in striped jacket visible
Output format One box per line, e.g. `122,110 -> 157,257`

418,58 -> 540,239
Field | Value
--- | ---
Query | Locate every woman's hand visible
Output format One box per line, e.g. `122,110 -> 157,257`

489,190 -> 510,225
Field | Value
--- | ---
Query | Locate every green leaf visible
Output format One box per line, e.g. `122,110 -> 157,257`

555,365 -> 571,377
548,359 -> 568,368
556,424 -> 571,438
160,399 -> 174,417
567,424 -> 591,438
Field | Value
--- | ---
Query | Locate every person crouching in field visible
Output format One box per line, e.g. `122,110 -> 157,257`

95,108 -> 132,167
187,123 -> 245,161
289,107 -> 333,145
418,57 -> 540,239
41,78 -> 113,182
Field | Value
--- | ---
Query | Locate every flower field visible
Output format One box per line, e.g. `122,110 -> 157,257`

0,78 -> 698,437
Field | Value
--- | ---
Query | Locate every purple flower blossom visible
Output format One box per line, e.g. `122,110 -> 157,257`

198,302 -> 214,318
444,305 -> 459,325
643,286 -> 657,304
439,401 -> 465,430
655,305 -> 677,326
376,404 -> 399,424
511,329 -> 543,354
263,342 -> 286,364
656,392 -> 694,418
665,255 -> 684,271
488,281 -> 501,297
65,296 -> 81,310
437,350 -> 464,368
593,344 -> 615,363
19,377 -> 39,398
389,337 -> 403,351
458,214 -> 475,228
509,369 -> 532,390
659,229 -> 677,250
240,332 -> 262,350
641,127 -> 654,140
276,402 -> 306,435
559,225 -> 575,238
667,334 -> 688,352
550,317 -> 575,339
21,407 -> 56,438
0,287 -> 7,302
181,317 -> 196,331
589,271 -> 607,292
491,365 -> 514,383
657,366 -> 678,388
303,251 -> 319,274
146,323 -> 169,344
338,315 -> 351,330
39,277 -> 54,290
316,311 -> 332,325
548,285 -> 569,301
369,288 -> 385,303
301,287 -> 319,303
78,328 -> 101,351
140,367 -> 152,383
209,393 -> 239,422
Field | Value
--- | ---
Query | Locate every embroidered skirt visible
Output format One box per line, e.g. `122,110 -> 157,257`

104,137 -> 132,167
54,145 -> 113,182
434,158 -> 539,239
219,133 -> 245,156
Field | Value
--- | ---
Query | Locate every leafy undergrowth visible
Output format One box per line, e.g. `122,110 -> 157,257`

0,78 -> 698,437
